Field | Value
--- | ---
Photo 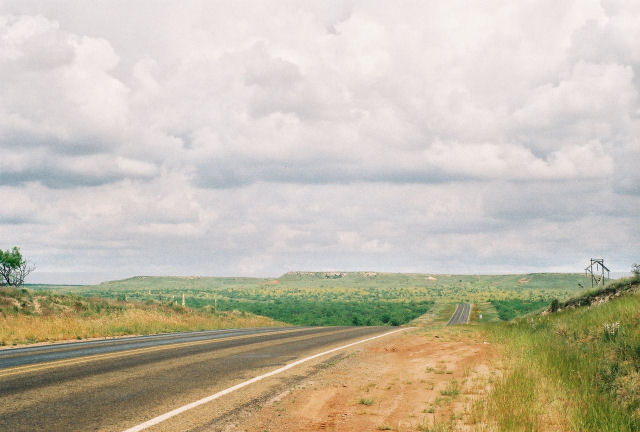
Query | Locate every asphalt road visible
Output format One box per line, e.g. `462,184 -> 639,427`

0,327 -> 299,369
0,326 -> 391,431
446,303 -> 471,325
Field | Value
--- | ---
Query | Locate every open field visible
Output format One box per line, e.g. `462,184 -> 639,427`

29,272 -> 588,328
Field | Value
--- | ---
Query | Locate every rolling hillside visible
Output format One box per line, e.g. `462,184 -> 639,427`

483,275 -> 640,431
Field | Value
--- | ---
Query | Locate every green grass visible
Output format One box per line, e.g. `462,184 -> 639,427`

470,301 -> 500,322
489,298 -> 550,320
417,420 -> 454,432
439,379 -> 459,397
485,275 -> 640,431
359,398 -> 375,405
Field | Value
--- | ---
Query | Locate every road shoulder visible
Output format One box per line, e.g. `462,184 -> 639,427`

230,326 -> 497,432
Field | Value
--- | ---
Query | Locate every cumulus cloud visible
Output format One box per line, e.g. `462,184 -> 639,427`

0,15 -> 129,142
0,1 -> 638,281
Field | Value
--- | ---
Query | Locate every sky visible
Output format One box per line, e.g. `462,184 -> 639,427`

0,0 -> 638,284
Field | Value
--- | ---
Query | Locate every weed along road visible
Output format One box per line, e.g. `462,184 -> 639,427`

447,303 -> 471,325
0,326 -> 399,431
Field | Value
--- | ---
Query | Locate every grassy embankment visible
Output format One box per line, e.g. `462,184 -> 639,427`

0,286 -> 281,346
479,275 -> 640,431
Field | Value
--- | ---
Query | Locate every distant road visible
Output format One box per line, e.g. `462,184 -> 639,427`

447,303 -> 471,325
0,326 -> 393,431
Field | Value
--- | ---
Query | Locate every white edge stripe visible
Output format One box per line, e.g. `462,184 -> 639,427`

122,327 -> 408,432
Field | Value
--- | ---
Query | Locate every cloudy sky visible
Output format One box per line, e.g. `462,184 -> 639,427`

1,0 -> 638,284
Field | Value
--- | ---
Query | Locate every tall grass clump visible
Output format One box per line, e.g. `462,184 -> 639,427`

485,276 -> 640,431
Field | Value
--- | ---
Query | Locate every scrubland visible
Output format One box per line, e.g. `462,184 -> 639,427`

31,272 -> 586,327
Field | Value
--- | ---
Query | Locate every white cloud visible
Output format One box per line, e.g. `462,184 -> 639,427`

0,15 -> 129,145
0,1 -> 638,281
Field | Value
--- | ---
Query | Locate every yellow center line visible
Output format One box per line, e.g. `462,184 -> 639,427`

0,328 -> 305,379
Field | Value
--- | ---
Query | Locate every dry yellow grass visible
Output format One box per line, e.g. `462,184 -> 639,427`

0,308 -> 281,346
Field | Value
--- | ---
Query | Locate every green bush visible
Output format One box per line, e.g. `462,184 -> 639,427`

490,298 -> 549,320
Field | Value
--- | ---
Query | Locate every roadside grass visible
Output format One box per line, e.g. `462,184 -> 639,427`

483,276 -> 640,431
434,303 -> 457,323
416,419 -> 454,432
0,287 -> 280,346
439,379 -> 459,397
475,301 -> 500,322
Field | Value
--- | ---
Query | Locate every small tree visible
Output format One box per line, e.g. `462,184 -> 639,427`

632,263 -> 640,277
550,298 -> 560,313
0,247 -> 34,287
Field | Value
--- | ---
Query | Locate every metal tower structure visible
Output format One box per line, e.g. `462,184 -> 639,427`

585,258 -> 610,288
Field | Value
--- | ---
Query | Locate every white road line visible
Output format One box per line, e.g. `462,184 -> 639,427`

122,327 -> 408,432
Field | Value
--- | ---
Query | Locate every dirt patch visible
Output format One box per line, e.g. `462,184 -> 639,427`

1,297 -> 20,308
263,280 -> 281,285
33,297 -> 43,314
232,328 -> 496,431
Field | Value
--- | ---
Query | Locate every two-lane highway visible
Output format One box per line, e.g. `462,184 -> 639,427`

0,326 -> 396,431
446,303 -> 471,325
0,327 -> 299,370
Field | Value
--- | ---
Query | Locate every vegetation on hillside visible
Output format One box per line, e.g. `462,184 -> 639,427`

489,298 -> 550,321
0,285 -> 281,346
32,272 -> 587,326
483,275 -> 640,431
558,275 -> 640,310
215,298 -> 433,326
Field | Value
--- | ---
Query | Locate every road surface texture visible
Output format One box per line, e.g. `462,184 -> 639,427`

447,303 -> 471,325
0,326 -> 392,431
0,327 -> 298,369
